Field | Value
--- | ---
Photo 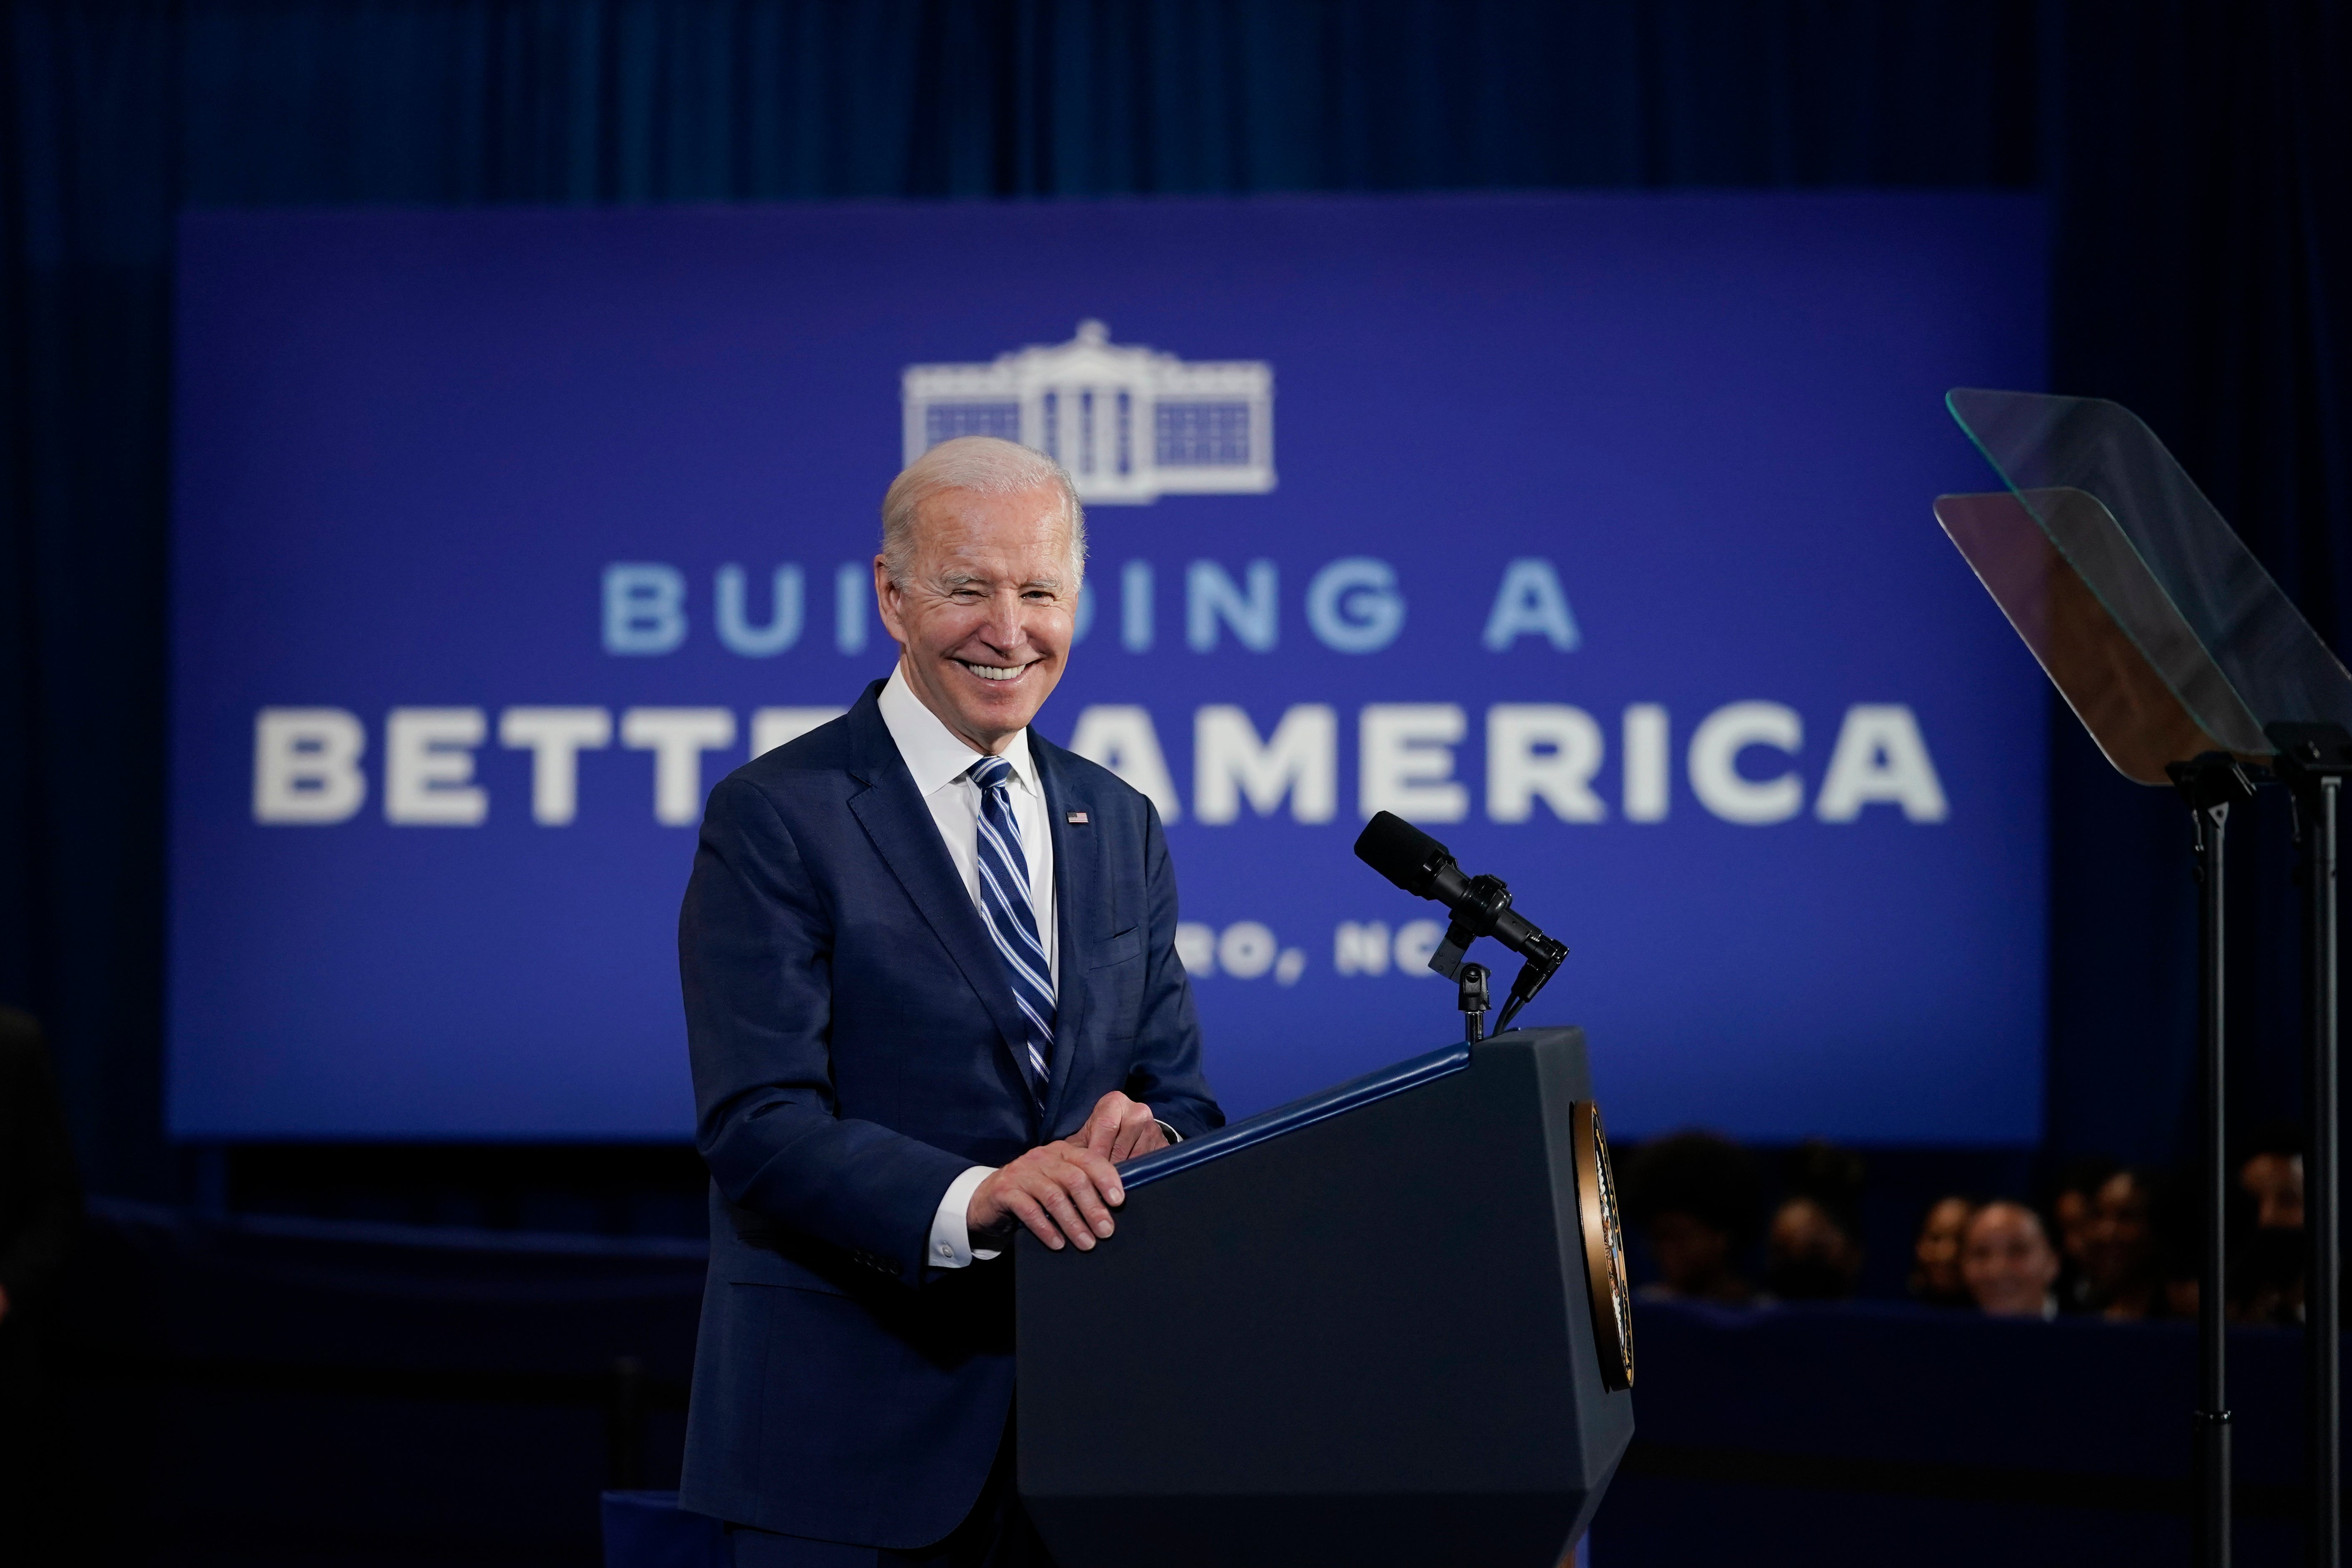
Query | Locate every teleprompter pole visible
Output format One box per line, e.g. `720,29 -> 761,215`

2307,774 -> 2343,1568
2172,754 -> 2258,1568
2268,722 -> 2349,1568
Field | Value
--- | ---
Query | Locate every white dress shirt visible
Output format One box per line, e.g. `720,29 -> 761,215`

877,666 -> 1056,1270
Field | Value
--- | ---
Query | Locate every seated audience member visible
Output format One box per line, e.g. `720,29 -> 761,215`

1765,1196 -> 1864,1302
2049,1157 -> 2117,1313
2232,1129 -> 2305,1324
2084,1167 -> 2167,1319
1626,1131 -> 1761,1305
1960,1200 -> 2060,1319
2238,1131 -> 2304,1228
1908,1195 -> 1975,1308
1764,1139 -> 1865,1302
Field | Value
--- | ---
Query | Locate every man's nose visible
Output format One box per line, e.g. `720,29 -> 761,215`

984,590 -> 1037,637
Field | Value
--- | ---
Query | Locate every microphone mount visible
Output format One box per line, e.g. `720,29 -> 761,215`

1352,811 -> 1570,1035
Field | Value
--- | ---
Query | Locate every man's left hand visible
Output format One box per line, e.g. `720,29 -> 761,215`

1076,1091 -> 1168,1164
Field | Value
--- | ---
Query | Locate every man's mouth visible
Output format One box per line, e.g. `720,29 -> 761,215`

956,659 -> 1032,683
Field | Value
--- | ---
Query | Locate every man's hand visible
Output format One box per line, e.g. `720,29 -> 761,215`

968,1141 -> 1128,1252
1076,1090 -> 1169,1164
963,1094 -> 1168,1253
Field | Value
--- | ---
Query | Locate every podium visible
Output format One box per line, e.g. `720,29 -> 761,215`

1016,1028 -> 1635,1568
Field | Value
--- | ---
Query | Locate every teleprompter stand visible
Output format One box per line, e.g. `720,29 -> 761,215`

1939,388 -> 2352,1568
1015,1030 -> 1636,1568
2172,753 -> 2258,1566
2271,722 -> 2350,1568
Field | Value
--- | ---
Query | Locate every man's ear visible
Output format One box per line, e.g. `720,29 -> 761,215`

873,554 -> 905,643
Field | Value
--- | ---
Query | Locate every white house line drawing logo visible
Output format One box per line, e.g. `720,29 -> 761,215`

902,321 -> 1274,505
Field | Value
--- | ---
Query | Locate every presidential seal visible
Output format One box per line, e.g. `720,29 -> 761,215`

1572,1099 -> 1634,1391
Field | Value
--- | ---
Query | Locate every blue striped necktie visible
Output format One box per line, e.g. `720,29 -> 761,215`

968,755 -> 1053,1107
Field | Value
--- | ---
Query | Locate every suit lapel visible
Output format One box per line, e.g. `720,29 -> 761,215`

841,686 -> 1037,1108
1036,738 -> 1105,1133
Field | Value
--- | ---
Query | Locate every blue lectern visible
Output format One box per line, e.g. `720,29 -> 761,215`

1016,1028 -> 1635,1568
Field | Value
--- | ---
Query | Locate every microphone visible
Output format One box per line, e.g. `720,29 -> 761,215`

1352,812 -> 1568,1031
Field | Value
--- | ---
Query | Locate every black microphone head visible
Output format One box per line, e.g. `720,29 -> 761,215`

1354,811 -> 1453,896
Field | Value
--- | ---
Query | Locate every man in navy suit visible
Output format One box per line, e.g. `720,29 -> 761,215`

678,435 -> 1223,1567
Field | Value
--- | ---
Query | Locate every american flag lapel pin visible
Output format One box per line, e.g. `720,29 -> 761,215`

1066,811 -> 1088,824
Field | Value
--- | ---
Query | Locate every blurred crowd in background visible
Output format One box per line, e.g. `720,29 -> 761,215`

1625,1128 -> 2318,1325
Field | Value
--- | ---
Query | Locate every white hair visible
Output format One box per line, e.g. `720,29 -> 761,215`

880,437 -> 1086,587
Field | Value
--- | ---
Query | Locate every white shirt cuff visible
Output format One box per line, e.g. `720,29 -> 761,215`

929,1165 -> 1000,1269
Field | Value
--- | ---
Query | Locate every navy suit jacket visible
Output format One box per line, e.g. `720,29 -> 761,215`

676,681 -> 1222,1545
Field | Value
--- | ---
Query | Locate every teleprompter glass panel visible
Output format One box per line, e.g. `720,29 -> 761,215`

1941,389 -> 2352,780
1935,490 -> 2248,784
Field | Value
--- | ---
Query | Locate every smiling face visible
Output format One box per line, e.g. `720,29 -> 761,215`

1961,1201 -> 2059,1317
875,482 -> 1078,755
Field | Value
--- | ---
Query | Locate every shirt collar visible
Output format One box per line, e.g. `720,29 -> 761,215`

878,663 -> 1040,800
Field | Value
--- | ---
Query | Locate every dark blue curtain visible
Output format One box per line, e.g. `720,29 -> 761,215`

2038,0 -> 2352,1164
3,0 -> 2344,1192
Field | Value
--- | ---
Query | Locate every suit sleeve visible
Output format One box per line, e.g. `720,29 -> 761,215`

681,775 -> 971,1282
1120,801 -> 1225,1141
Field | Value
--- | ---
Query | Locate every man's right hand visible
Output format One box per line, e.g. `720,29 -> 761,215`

967,1140 -> 1126,1251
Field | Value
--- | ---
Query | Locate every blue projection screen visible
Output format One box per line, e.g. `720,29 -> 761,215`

169,194 -> 2048,1143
